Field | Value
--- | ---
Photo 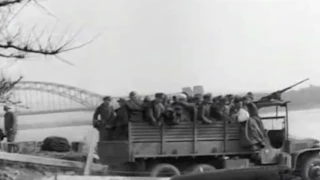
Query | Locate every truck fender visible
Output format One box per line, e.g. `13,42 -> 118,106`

291,148 -> 320,169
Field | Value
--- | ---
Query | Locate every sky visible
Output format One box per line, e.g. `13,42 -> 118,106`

0,0 -> 319,97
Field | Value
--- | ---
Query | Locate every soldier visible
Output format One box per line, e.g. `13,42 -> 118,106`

143,96 -> 152,103
244,95 -> 267,139
226,94 -> 235,116
126,91 -> 144,122
226,94 -> 234,105
210,96 -> 224,120
142,96 -> 152,120
113,98 -> 129,140
198,93 -> 215,124
181,92 -> 194,103
162,93 -> 170,107
212,96 -> 219,104
193,94 -> 203,107
3,106 -> 17,153
216,95 -> 222,104
246,92 -> 254,101
93,96 -> 116,141
166,93 -> 194,125
172,96 -> 177,104
219,97 -> 230,119
233,97 -> 266,151
146,93 -> 165,126
244,95 -> 259,117
229,103 -> 237,117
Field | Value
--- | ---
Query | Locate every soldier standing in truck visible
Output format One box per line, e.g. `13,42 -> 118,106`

126,91 -> 144,122
93,96 -> 115,141
3,105 -> 17,153
244,95 -> 268,141
146,93 -> 165,126
162,93 -> 170,107
210,96 -> 224,120
218,97 -> 230,120
244,95 -> 259,117
234,97 -> 266,150
167,93 -> 193,125
198,93 -> 214,124
113,98 -> 129,140
193,94 -> 202,107
246,92 -> 254,101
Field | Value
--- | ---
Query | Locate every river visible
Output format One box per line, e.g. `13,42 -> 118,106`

0,108 -> 317,143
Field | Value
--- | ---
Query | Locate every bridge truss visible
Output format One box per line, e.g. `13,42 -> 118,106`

2,81 -> 107,116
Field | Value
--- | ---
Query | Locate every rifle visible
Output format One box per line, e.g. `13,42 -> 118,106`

260,78 -> 309,101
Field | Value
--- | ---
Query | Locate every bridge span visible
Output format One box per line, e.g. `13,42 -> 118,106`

0,81 -> 107,116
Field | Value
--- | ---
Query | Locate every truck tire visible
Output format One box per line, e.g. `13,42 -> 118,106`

300,154 -> 320,180
185,164 -> 216,174
171,165 -> 290,180
149,163 -> 180,177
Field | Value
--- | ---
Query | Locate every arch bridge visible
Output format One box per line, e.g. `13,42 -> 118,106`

2,81 -> 110,116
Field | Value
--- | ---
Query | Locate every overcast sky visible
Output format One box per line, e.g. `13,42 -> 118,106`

0,0 -> 319,96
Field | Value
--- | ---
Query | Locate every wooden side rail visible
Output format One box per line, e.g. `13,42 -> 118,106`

261,116 -> 285,120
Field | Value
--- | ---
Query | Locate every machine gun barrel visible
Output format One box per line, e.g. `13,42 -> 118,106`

260,78 -> 309,101
278,78 -> 309,94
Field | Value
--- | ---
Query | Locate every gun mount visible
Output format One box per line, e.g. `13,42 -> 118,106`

259,78 -> 309,102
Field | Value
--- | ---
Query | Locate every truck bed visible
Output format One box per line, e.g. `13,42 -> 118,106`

98,120 -> 254,165
130,121 -> 250,157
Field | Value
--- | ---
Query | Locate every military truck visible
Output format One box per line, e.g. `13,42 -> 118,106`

97,82 -> 320,180
98,100 -> 320,179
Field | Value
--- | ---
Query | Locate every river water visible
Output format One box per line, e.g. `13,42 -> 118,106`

0,108 -> 317,143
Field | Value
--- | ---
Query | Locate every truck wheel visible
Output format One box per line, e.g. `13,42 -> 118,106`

300,154 -> 320,180
149,163 -> 181,177
185,164 -> 216,174
172,166 -> 290,180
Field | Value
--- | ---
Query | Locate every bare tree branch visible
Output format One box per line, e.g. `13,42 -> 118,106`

0,75 -> 22,105
0,52 -> 24,58
32,0 -> 57,20
0,0 -> 26,7
0,0 -> 100,105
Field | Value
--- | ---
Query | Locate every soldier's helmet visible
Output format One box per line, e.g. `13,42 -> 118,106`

143,96 -> 152,102
193,94 -> 202,101
155,93 -> 163,98
129,91 -> 138,97
233,96 -> 243,104
203,93 -> 212,100
226,94 -> 234,99
219,96 -> 228,103
3,105 -> 10,111
103,96 -> 111,101
117,98 -> 126,102
246,92 -> 254,100
177,93 -> 187,101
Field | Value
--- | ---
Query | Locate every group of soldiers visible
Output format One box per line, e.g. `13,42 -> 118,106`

92,91 -> 262,144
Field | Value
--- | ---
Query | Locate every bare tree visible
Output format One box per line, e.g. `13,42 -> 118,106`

0,0 -> 91,106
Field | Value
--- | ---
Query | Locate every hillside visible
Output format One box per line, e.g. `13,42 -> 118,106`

252,85 -> 320,111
